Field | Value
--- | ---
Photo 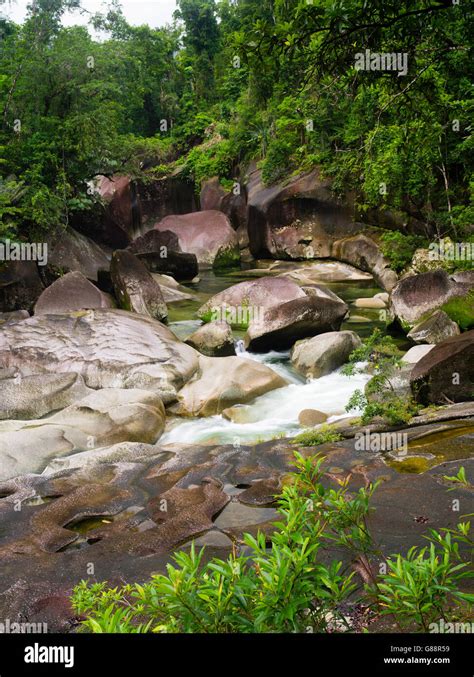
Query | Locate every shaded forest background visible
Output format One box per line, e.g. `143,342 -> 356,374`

0,0 -> 472,242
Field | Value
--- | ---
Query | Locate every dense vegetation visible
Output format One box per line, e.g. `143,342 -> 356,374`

72,455 -> 473,633
1,0 -> 472,242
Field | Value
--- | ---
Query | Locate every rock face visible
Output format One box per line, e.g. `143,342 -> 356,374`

0,389 -> 166,480
173,355 -> 287,416
407,310 -> 460,344
200,177 -> 248,248
0,261 -> 44,312
390,270 -> 472,328
244,295 -> 349,352
197,276 -> 306,327
111,250 -> 167,321
34,272 -> 114,315
291,331 -> 361,379
279,262 -> 373,284
127,229 -> 198,281
46,228 -> 110,281
247,168 -> 358,259
410,331 -> 474,405
186,321 -> 235,357
151,274 -> 195,303
0,309 -> 199,404
94,174 -> 139,246
155,211 -> 240,269
0,372 -> 92,420
402,345 -> 435,364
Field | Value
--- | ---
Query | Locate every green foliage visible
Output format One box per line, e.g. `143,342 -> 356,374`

71,456 -> 473,633
380,231 -> 427,273
376,526 -> 474,631
441,291 -> 474,331
343,329 -> 421,424
293,424 -> 343,448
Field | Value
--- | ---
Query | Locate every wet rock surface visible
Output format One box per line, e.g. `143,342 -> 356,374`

0,433 -> 471,632
34,272 -> 114,315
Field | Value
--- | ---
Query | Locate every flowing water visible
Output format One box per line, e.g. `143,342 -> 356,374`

162,263 -> 388,445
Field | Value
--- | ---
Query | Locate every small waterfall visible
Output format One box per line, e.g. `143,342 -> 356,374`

235,339 -> 246,355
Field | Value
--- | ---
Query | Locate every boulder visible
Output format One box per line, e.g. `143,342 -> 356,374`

185,321 -> 235,357
128,229 -> 198,281
155,211 -> 240,269
298,409 -> 328,427
0,372 -> 92,420
354,296 -> 387,309
0,309 -> 199,404
46,228 -> 110,282
197,276 -> 307,328
247,167 -> 358,260
0,261 -> 44,312
0,388 -> 166,480
291,331 -> 361,379
151,274 -> 195,303
279,262 -> 373,284
244,295 -> 349,352
200,177 -> 249,248
93,174 -> 139,246
389,269 -> 472,328
110,250 -> 167,321
136,170 -> 198,228
410,331 -> 474,405
402,345 -> 435,364
34,272 -> 115,315
407,310 -> 460,344
332,234 -> 398,292
172,355 -> 287,416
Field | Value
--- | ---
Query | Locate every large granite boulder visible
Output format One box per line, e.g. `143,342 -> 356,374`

110,250 -> 167,321
0,372 -> 92,420
46,228 -> 110,282
244,295 -> 349,352
0,388 -> 166,480
0,261 -> 44,312
410,331 -> 474,404
34,272 -> 114,315
197,276 -> 306,328
291,331 -> 361,379
155,211 -> 240,269
247,167 -> 358,260
128,230 -> 198,281
407,310 -> 460,345
185,321 -> 235,357
172,355 -> 286,416
0,309 -> 199,403
389,270 -> 473,328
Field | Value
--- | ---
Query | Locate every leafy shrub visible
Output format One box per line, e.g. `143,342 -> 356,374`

293,423 -> 343,447
71,456 -> 473,634
380,230 -> 427,273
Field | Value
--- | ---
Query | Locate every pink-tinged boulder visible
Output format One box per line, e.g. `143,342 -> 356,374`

110,250 -> 167,321
200,177 -> 248,248
197,276 -> 307,328
410,331 -> 474,404
155,210 -> 240,269
34,272 -> 114,315
95,174 -> 139,246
